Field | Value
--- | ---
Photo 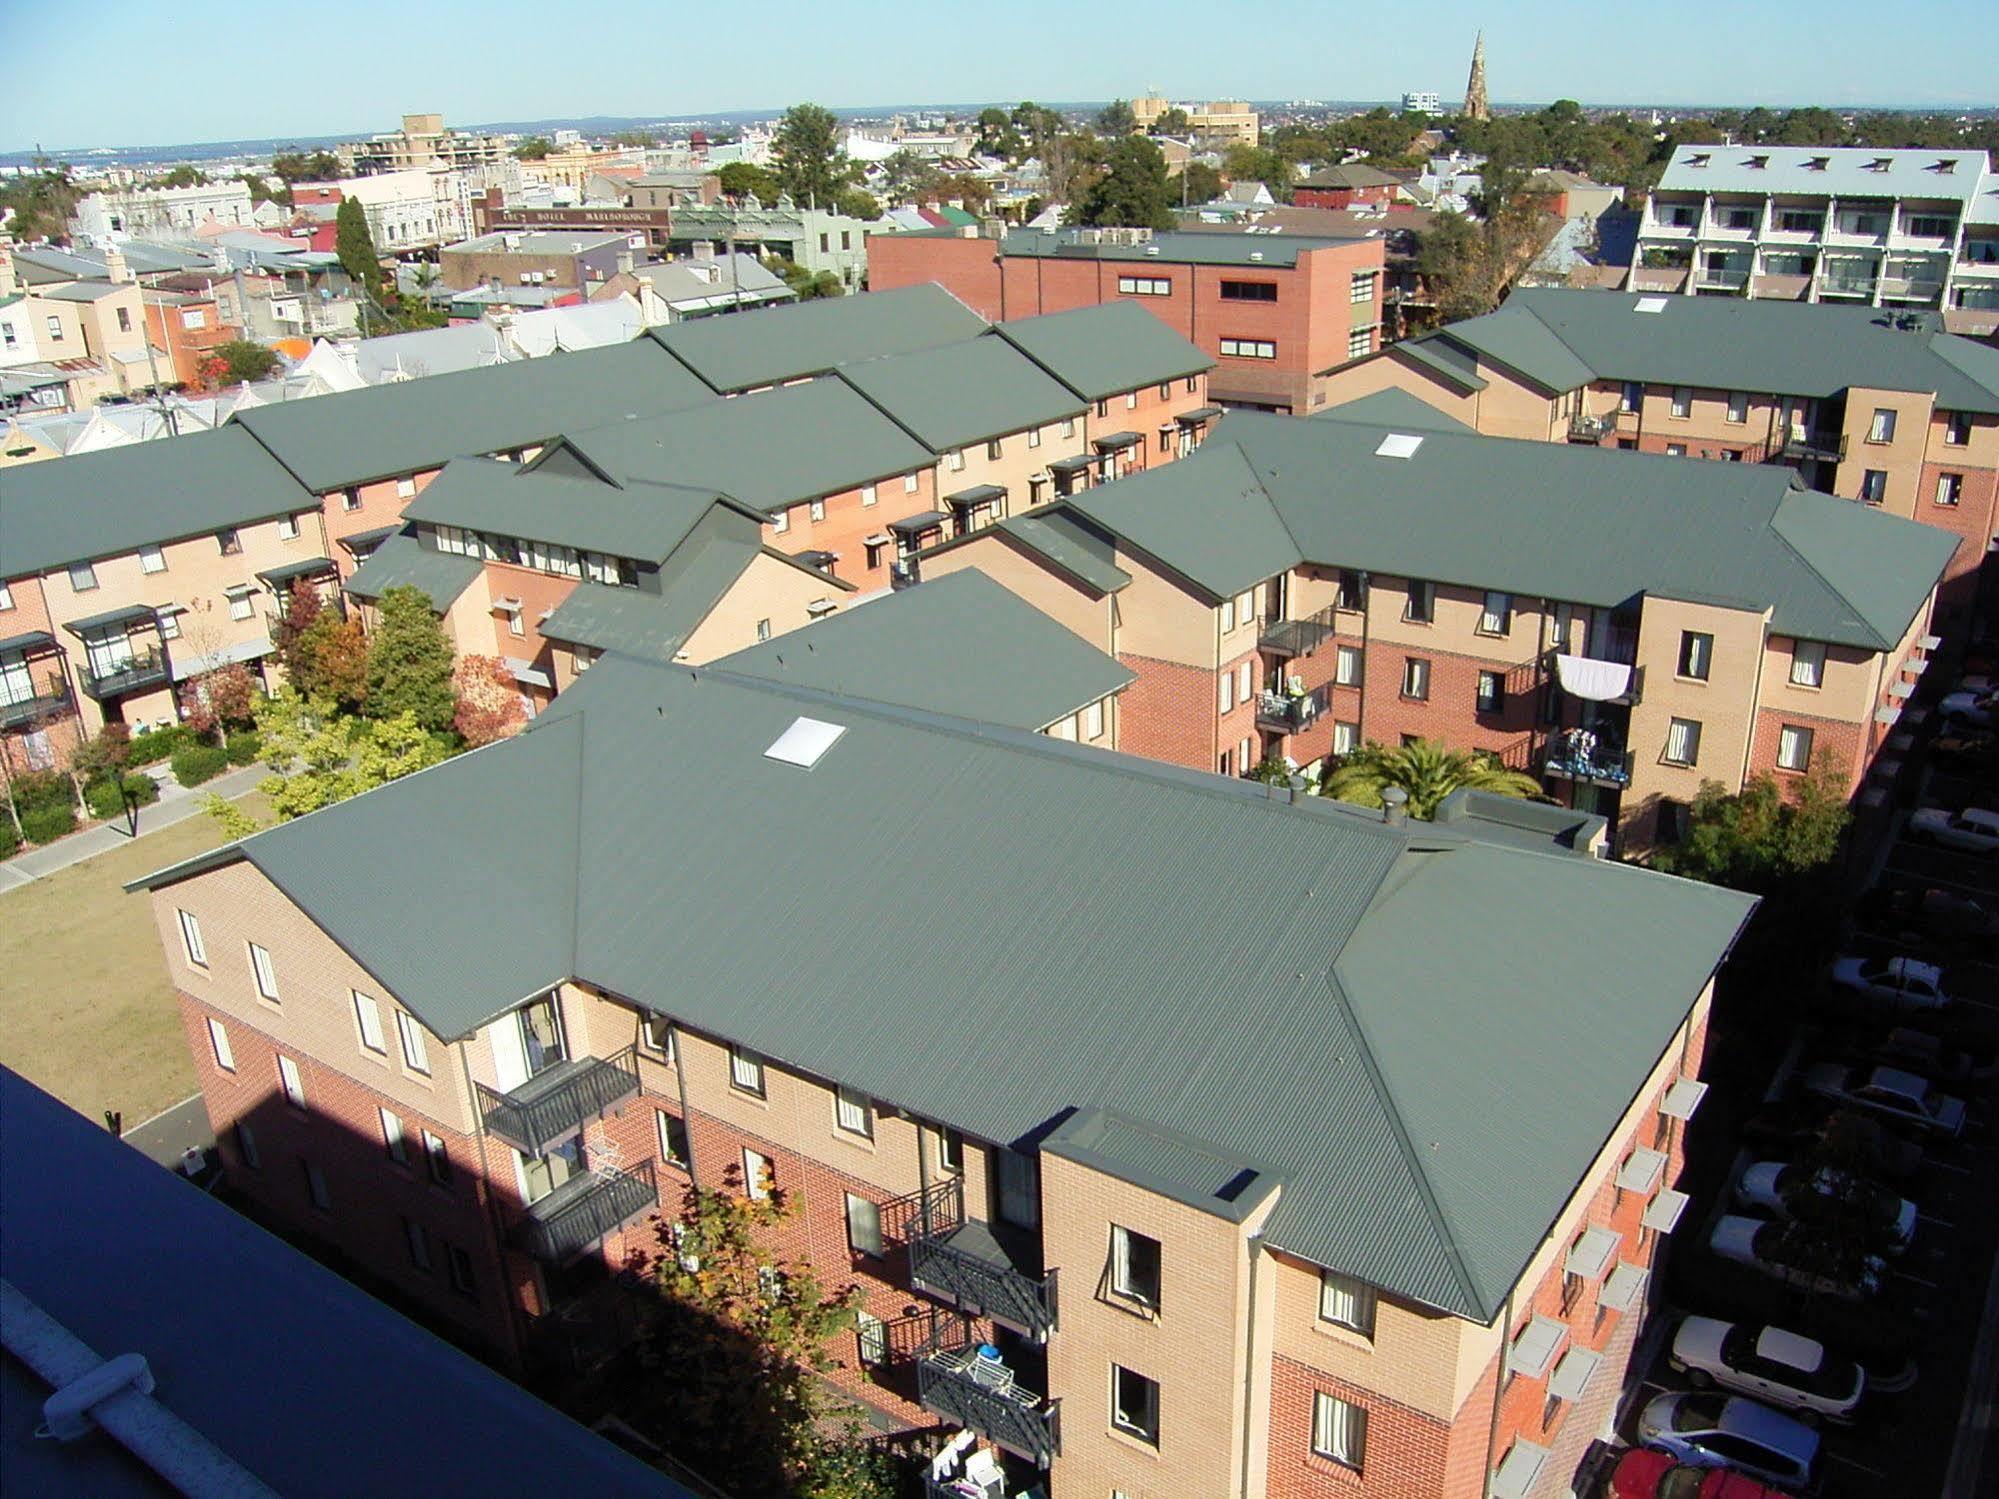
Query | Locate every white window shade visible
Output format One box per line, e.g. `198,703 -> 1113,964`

1547,1345 -> 1601,1403
1554,653 -> 1633,701
1599,1262 -> 1648,1313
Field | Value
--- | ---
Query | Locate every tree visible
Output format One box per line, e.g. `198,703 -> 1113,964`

270,150 -> 342,183
294,609 -> 369,712
1097,99 -> 1137,137
452,656 -> 527,748
1169,162 -> 1225,206
880,148 -> 940,202
157,164 -> 208,188
212,340 -> 280,384
833,187 -> 880,221
776,259 -> 845,300
1010,102 -> 1066,154
1222,144 -> 1294,202
974,107 -> 1023,160
1154,107 -> 1192,136
612,129 -> 659,148
334,199 -> 383,292
271,581 -> 325,687
363,586 -> 457,733
1767,1113 -> 1898,1304
715,161 -> 782,203
179,663 -> 258,741
1069,136 -> 1173,229
1320,739 -> 1542,819
772,103 -> 852,209
933,174 -> 991,214
0,160 -> 81,241
245,690 -> 453,822
1652,766 -> 1851,891
512,136 -> 554,160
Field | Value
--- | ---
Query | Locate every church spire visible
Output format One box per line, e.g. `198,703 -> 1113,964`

1464,31 -> 1491,122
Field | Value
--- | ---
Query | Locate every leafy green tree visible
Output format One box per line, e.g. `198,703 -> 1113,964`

833,187 -> 880,220
974,107 -> 1023,160
1320,739 -> 1542,819
157,164 -> 209,188
881,148 -> 940,202
334,198 -> 383,291
293,609 -> 369,712
772,103 -> 853,209
1154,106 -> 1191,135
612,129 -> 659,148
1169,162 -> 1225,205
715,161 -> 781,203
1651,766 -> 1851,890
242,689 -> 452,822
269,149 -> 342,183
1010,102 -> 1067,153
238,172 -> 290,209
0,161 -> 81,241
776,259 -> 844,299
512,136 -> 554,160
1222,144 -> 1294,202
1097,99 -> 1137,137
211,340 -> 281,383
933,174 -> 990,213
363,585 -> 457,732
1068,136 -> 1173,229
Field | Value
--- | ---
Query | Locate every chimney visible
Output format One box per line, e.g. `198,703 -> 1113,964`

103,242 -> 133,284
1381,786 -> 1409,826
616,246 -> 635,276
0,239 -> 15,299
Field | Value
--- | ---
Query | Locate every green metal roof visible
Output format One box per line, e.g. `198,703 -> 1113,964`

232,339 -> 718,491
402,456 -> 736,564
342,535 -> 483,611
838,336 -> 1085,450
547,378 -> 935,514
994,301 -> 1213,401
715,568 -> 1133,730
0,426 -> 317,578
1312,387 -> 1476,433
1042,1108 -> 1281,1223
131,656 -> 1753,1321
1001,227 -> 1358,270
648,284 -> 988,393
923,506 -> 1132,595
537,509 -> 772,659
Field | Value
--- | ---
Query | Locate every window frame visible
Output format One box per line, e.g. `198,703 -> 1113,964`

1476,670 -> 1504,715
743,1147 -> 773,1200
1664,717 -> 1703,767
1868,407 -> 1897,443
394,1010 -> 431,1076
248,942 -> 279,1002
656,1109 -> 689,1169
1776,724 -> 1814,773
730,1047 -> 766,1098
1402,657 -> 1430,701
835,1085 -> 874,1140
207,1016 -> 235,1071
422,1131 -> 452,1185
1670,387 -> 1692,419
846,1192 -> 884,1257
1335,645 -> 1362,687
1478,591 -> 1511,637
353,991 -> 387,1055
178,909 -> 208,967
1318,1271 -> 1377,1337
1110,1363 -> 1161,1446
1678,630 -> 1713,682
1789,640 -> 1826,689
1111,1224 -> 1163,1309
1311,1390 -> 1368,1470
277,1053 -> 306,1109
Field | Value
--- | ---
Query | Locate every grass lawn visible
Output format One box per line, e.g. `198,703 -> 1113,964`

0,792 -> 270,1124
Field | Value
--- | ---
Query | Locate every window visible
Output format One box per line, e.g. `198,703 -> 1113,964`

1220,279 -> 1279,302
904,473 -> 919,494
1726,391 -> 1748,424
158,609 -> 181,640
1112,1225 -> 1162,1307
859,482 -> 876,507
1333,721 -> 1359,755
1349,271 -> 1375,304
846,1192 -> 884,1256
235,1121 -> 261,1170
656,1110 -> 689,1168
1348,328 -> 1372,360
216,529 -> 241,555
1404,579 -> 1434,623
1620,382 -> 1643,414
1335,645 -> 1362,687
0,583 -> 10,610
986,438 -> 1004,462
1096,399 -> 1109,419
1219,672 -> 1234,713
835,1086 -> 873,1139
353,992 -> 386,1054
1402,657 -> 1430,701
69,560 -> 98,592
1312,1392 -> 1368,1469
277,1054 -> 306,1108
1944,411 -> 1971,446
1335,569 -> 1363,610
207,1017 -> 235,1071
1479,591 -> 1511,636
1670,388 -> 1692,419
1777,724 -> 1814,772
755,618 -> 772,642
422,1132 -> 452,1185
1158,383 -> 1171,401
809,498 -> 826,523
771,509 -> 790,534
743,1148 -> 772,1200
396,477 -> 417,500
448,1245 -> 476,1297
395,1011 -> 431,1075
1319,1272 -> 1376,1336
1665,443 -> 1686,457
939,1128 -> 964,1173
178,909 -> 208,967
1028,427 -> 1043,449
404,1217 -> 433,1273
1127,391 -> 1137,410
1239,660 -> 1253,702
996,1147 -> 1039,1227
641,1015 -> 676,1061
1220,337 -> 1276,360
302,1160 -> 330,1211
225,590 -> 254,622
342,487 -> 362,512
115,305 -> 133,333
855,1310 -> 887,1366
1664,717 -> 1702,766
1116,275 -> 1171,296
1111,1365 -> 1160,1444
247,942 -> 278,1002
381,1108 -> 408,1163
1790,639 -> 1825,688
139,545 -> 167,574
1936,473 -> 1964,507
1678,631 -> 1712,681
1084,700 -> 1105,741
1062,418 -> 1077,439
1476,671 -> 1503,714
1869,408 -> 1897,443
730,1047 -> 766,1097
1221,596 -> 1236,632
1859,468 -> 1888,503
277,513 -> 300,540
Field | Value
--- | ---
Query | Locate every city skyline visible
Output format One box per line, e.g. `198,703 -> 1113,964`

4,0 -> 1996,154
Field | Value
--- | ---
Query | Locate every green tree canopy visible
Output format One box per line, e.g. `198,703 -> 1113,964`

1010,102 -> 1067,153
334,198 -> 382,291
211,340 -> 280,383
1320,739 -> 1542,819
1154,106 -> 1191,135
511,136 -> 554,160
157,164 -> 209,188
714,161 -> 781,203
772,103 -> 853,209
880,148 -> 940,202
1222,143 -> 1295,201
1097,99 -> 1137,137
1068,135 -> 1173,229
834,187 -> 880,221
363,585 -> 458,732
974,107 -> 1024,160
0,162 -> 80,241
1651,767 -> 1851,891
1169,162 -> 1225,206
269,149 -> 342,183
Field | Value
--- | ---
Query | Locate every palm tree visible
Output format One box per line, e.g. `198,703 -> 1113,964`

1320,738 -> 1542,820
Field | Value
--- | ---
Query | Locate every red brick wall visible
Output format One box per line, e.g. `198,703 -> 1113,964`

765,474 -> 937,592
1268,1355 -> 1451,1499
325,468 -> 442,578
867,234 -> 1005,319
1117,654 -> 1221,770
1356,639 -> 1541,757
1916,457 -> 1997,617
1746,707 -> 1867,795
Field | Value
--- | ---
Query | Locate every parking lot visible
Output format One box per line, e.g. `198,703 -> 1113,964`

1612,696 -> 1999,1498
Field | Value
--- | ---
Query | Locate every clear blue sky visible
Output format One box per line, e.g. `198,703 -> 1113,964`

4,0 -> 1994,152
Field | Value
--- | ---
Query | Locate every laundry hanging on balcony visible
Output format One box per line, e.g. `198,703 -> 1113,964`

1554,653 -> 1632,702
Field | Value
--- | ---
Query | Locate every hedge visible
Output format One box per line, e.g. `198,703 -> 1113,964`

170,744 -> 230,787
0,819 -> 19,860
20,802 -> 76,845
8,769 -> 74,816
225,730 -> 263,766
85,773 -> 162,822
125,724 -> 196,766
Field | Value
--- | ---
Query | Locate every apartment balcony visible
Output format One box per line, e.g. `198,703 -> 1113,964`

895,1178 -> 1058,1342
917,1342 -> 1060,1468
1255,690 -> 1322,734
477,1046 -> 641,1157
1567,412 -> 1617,443
1778,429 -> 1848,463
1549,650 -> 1643,707
1879,274 -> 1945,303
79,649 -> 169,702
0,683 -> 73,730
1543,730 -> 1633,789
1825,222 -> 1890,248
1692,267 -> 1749,293
512,1160 -> 658,1263
1260,604 -> 1339,660
1819,271 -> 1879,298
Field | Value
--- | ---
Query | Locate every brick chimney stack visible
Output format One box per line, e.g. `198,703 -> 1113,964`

104,241 -> 134,284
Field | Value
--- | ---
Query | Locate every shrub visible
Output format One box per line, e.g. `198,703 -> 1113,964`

8,769 -> 74,816
0,818 -> 19,860
170,744 -> 230,786
225,730 -> 263,766
20,801 -> 76,844
125,724 -> 194,766
85,773 -> 162,822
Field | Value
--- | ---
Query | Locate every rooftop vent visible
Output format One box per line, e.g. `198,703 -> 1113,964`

1374,432 -> 1423,459
764,716 -> 845,769
1931,158 -> 1959,174
1248,251 -> 1264,261
1866,157 -> 1892,173
1804,156 -> 1830,171
1745,155 -> 1769,169
1685,153 -> 1711,169
1634,296 -> 1669,314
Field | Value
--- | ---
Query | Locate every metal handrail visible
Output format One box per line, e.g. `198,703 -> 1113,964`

910,1235 -> 1058,1342
81,649 -> 167,698
477,1046 -> 641,1156
0,683 -> 73,728
916,1341 -> 1060,1467
512,1159 -> 658,1262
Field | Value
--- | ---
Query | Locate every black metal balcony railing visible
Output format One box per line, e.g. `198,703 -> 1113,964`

80,649 -> 168,701
478,1046 -> 641,1157
1567,412 -> 1616,443
917,1341 -> 1060,1468
1256,690 -> 1322,733
1544,732 -> 1634,789
0,683 -> 73,729
1778,430 -> 1848,463
911,1227 -> 1059,1343
1260,603 -> 1340,659
513,1160 -> 658,1263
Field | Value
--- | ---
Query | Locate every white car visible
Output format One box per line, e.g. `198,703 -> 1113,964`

1635,1391 -> 1820,1490
1827,955 -> 1953,1010
1734,1160 -> 1917,1251
1669,1316 -> 1866,1424
1910,807 -> 1999,854
1802,1063 -> 1968,1138
1942,691 -> 1997,727
1709,1214 -> 1885,1301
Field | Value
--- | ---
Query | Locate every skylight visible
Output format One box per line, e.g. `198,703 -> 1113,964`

1375,433 -> 1423,459
764,716 -> 846,768
1634,297 -> 1669,314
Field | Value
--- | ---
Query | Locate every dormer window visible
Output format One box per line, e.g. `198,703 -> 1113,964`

1745,155 -> 1769,169
1804,156 -> 1831,171
1685,153 -> 1711,169
1931,158 -> 1958,174
1866,157 -> 1892,173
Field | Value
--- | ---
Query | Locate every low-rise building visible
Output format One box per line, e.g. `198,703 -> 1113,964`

73,179 -> 256,240
1293,163 -> 1401,211
438,229 -> 632,295
1132,95 -> 1261,147
665,200 -> 877,290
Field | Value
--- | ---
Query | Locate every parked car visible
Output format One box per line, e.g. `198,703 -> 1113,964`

1734,1161 -> 1916,1251
1802,1063 -> 1968,1138
1606,1447 -> 1797,1499
1827,955 -> 1954,1011
1930,730 -> 1997,772
1853,886 -> 1999,953
1909,807 -> 1999,855
1941,691 -> 1997,727
1669,1317 -> 1866,1424
1636,1392 -> 1819,1490
1852,1027 -> 1999,1089
1740,1108 -> 1925,1181
1708,1214 -> 1885,1301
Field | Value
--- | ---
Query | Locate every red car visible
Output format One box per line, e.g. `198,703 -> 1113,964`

1609,1448 -> 1794,1499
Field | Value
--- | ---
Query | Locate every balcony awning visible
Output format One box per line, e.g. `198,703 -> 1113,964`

1092,431 -> 1142,452
1048,453 -> 1097,474
946,483 -> 1006,511
1617,1147 -> 1667,1195
1660,1077 -> 1708,1120
337,523 -> 402,555
1507,1316 -> 1566,1378
255,556 -> 337,588
889,510 -> 949,537
1547,1346 -> 1601,1403
505,656 -> 552,689
64,603 -> 160,638
170,635 -> 274,681
1599,1262 -> 1648,1314
1176,405 -> 1224,425
792,549 -> 838,570
1554,653 -> 1632,702
1565,1226 -> 1622,1281
0,630 -> 57,657
1643,1188 -> 1690,1233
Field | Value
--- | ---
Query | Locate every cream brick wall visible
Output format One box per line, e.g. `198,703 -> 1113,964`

922,542 -> 1116,652
679,553 -> 842,663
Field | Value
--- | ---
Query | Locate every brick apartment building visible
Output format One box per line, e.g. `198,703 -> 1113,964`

868,226 -> 1386,413
1319,287 -> 1999,618
920,398 -> 1954,852
133,649 -> 1756,1499
1292,163 -> 1401,211
437,229 -> 633,295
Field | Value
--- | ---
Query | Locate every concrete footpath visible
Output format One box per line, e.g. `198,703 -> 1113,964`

118,1093 -> 215,1173
0,764 -> 263,893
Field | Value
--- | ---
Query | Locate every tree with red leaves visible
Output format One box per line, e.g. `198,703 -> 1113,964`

179,662 -> 258,740
451,655 -> 527,748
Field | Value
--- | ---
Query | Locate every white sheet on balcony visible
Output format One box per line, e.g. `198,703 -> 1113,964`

1554,653 -> 1632,702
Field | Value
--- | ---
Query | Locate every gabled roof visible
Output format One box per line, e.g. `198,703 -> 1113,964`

994,300 -> 1213,401
837,336 -> 1085,449
1656,144 -> 1992,205
1068,440 -> 1299,599
1299,162 -> 1401,190
923,506 -> 1132,595
232,338 -> 717,491
342,534 -> 484,611
716,568 -> 1133,729
648,283 -> 988,392
0,425 -> 316,577
132,657 -> 1753,1322
1311,386 -> 1476,433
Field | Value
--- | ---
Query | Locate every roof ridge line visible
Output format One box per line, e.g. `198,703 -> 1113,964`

1512,298 -> 1601,380
1229,440 -> 1316,560
1764,495 -> 1892,651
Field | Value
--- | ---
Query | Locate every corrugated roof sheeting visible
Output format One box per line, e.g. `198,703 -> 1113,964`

995,300 -> 1214,401
838,336 -> 1085,450
402,456 -> 729,564
341,535 -> 484,611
